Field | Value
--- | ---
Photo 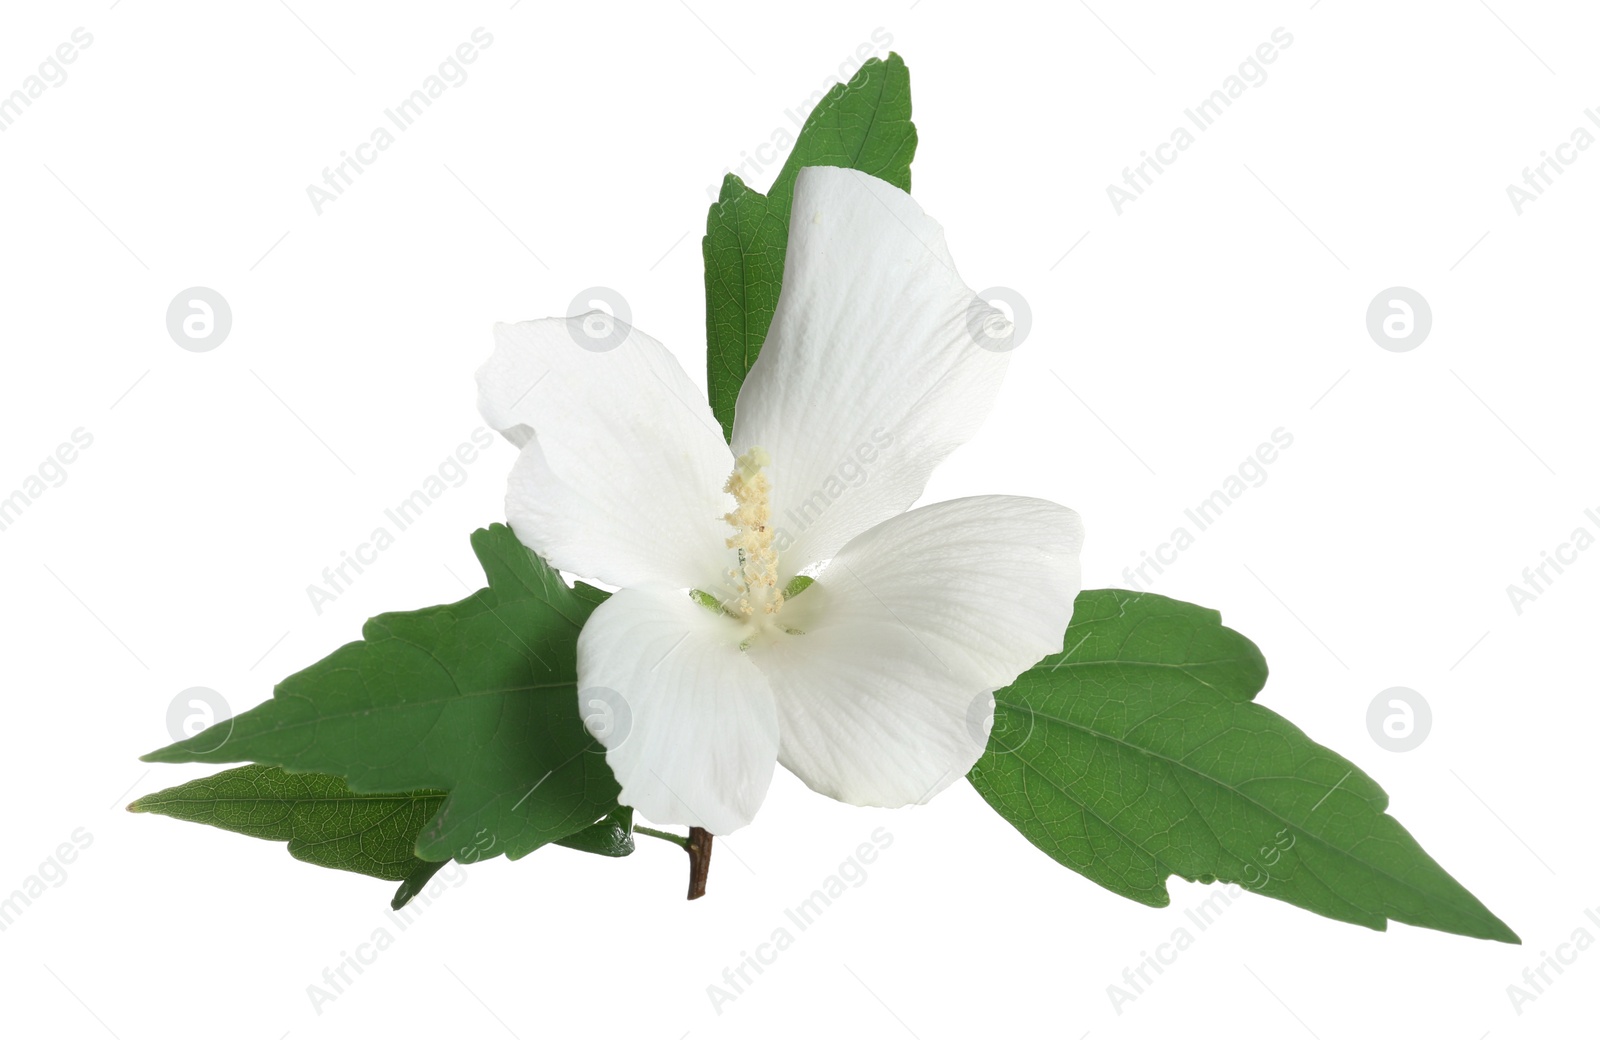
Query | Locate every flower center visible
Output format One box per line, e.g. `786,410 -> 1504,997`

692,448 -> 815,646
721,446 -> 783,619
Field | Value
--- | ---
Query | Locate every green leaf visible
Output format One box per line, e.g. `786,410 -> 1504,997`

703,52 -> 916,439
129,764 -> 445,883
554,806 -> 635,858
143,524 -> 623,863
968,590 -> 1519,943
129,762 -> 633,909
392,858 -> 452,910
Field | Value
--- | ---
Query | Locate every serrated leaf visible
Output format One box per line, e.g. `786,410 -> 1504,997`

129,764 -> 445,883
143,524 -> 623,863
703,52 -> 916,439
390,809 -> 634,909
968,590 -> 1518,943
130,762 -> 633,910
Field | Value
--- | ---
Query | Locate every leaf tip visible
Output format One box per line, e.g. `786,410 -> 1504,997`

1484,916 -> 1522,945
712,172 -> 751,208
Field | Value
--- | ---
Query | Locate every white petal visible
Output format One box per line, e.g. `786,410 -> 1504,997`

478,316 -> 735,590
749,496 -> 1083,808
731,166 -> 1012,577
577,586 -> 779,834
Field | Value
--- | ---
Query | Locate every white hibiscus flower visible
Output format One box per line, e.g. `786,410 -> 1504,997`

477,166 -> 1083,835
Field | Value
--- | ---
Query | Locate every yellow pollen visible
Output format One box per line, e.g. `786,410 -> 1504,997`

722,446 -> 782,618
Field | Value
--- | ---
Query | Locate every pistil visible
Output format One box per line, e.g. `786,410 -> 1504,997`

722,446 -> 782,619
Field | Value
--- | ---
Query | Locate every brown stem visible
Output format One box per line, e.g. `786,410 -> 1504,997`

685,826 -> 713,900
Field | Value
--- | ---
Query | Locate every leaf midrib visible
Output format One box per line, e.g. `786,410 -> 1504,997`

141,793 -> 444,808
995,691 -> 1498,931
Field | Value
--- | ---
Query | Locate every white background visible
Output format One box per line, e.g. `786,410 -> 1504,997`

1,1 -> 1595,1037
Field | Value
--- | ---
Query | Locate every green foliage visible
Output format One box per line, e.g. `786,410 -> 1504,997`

703,53 -> 916,439
129,764 -> 445,884
132,762 -> 634,909
131,50 -> 1516,949
144,525 -> 624,864
555,806 -> 636,858
968,590 -> 1518,943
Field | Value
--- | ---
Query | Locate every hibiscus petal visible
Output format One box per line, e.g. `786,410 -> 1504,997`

731,166 -> 1012,578
478,316 -> 735,590
577,586 -> 780,834
749,496 -> 1083,808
